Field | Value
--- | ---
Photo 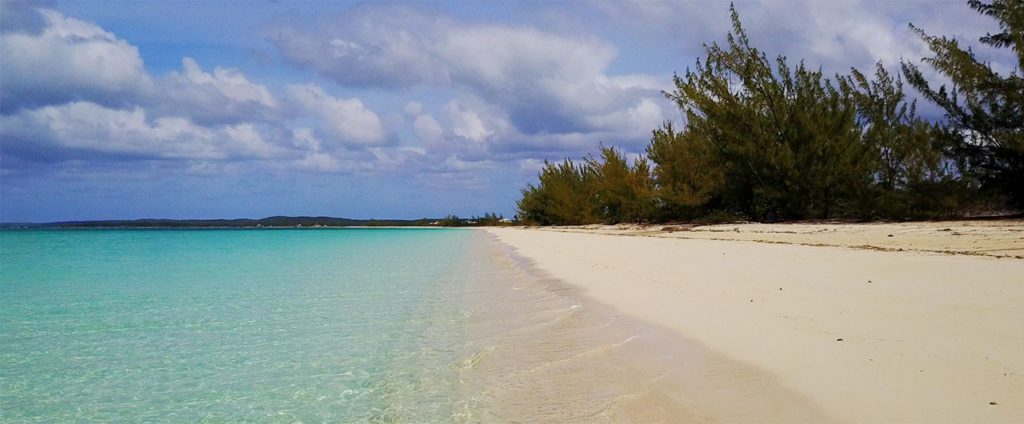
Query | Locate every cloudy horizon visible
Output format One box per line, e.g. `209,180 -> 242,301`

0,0 -> 1006,222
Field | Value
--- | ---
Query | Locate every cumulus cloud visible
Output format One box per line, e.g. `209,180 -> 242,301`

585,0 -> 1009,122
0,101 -> 287,161
0,8 -> 151,111
412,114 -> 444,142
266,7 -> 452,88
287,84 -> 388,147
157,58 -> 279,125
0,7 -> 406,177
403,101 -> 425,116
6,1 -> 1002,192
0,8 -> 281,125
266,6 -> 671,137
1,4 -> 672,179
592,0 -> 997,76
289,128 -> 343,173
585,98 -> 665,135
443,100 -> 495,142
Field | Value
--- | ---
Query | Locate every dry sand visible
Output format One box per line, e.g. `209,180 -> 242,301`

485,221 -> 1024,422
541,220 -> 1024,259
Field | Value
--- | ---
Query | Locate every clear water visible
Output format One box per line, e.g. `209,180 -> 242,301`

1,227 -> 719,422
0,228 -> 487,422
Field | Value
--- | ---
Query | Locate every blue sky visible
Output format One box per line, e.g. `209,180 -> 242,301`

0,0 -> 1003,222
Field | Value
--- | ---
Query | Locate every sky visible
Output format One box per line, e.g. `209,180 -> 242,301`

0,0 -> 1008,222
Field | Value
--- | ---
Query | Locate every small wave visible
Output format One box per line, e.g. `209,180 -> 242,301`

526,334 -> 645,373
460,346 -> 495,370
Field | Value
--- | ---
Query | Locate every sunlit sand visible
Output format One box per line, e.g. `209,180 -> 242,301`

488,221 -> 1024,421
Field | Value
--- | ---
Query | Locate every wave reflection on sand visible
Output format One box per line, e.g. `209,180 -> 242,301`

441,231 -> 826,422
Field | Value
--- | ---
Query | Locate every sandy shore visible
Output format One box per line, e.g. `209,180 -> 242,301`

540,219 -> 1024,259
486,221 -> 1024,422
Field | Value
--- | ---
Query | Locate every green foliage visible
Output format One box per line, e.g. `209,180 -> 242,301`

436,212 -> 507,226
665,6 -> 877,220
646,122 -> 724,219
472,212 -> 505,226
840,63 -> 969,218
516,149 -> 658,225
516,159 -> 600,225
439,214 -> 463,227
901,0 -> 1024,208
516,2 -> 1018,225
586,146 -> 657,223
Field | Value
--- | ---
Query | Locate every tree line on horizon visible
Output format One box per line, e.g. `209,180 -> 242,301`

517,1 -> 1022,225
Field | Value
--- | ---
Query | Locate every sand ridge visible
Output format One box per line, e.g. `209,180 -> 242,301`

536,219 -> 1024,259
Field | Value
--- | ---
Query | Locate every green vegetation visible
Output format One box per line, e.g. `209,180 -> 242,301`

436,213 -> 509,227
516,147 -> 654,224
517,2 -> 1022,225
902,0 -> 1024,209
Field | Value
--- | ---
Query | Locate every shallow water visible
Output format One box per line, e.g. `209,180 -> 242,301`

1,227 -> 735,422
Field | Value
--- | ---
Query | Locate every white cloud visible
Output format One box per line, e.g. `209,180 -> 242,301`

413,114 -> 444,142
222,123 -> 283,159
289,128 -> 343,173
267,7 -> 453,88
7,1 -> 1002,185
0,8 -> 367,174
443,100 -> 492,142
366,146 -> 428,171
0,102 -> 285,160
2,4 -> 638,188
287,84 -> 388,147
267,6 -> 669,138
609,74 -> 672,92
593,0 -> 999,76
158,58 -> 278,124
586,98 -> 665,136
178,58 -> 275,107
517,158 -> 547,174
0,9 -> 279,126
403,101 -> 424,116
0,8 -> 151,110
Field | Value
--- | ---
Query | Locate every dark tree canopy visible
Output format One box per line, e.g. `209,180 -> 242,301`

902,0 -> 1024,207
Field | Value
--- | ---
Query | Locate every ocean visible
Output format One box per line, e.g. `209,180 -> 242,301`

1,228 -> 694,422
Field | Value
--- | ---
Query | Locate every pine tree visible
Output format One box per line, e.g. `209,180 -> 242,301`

645,122 -> 723,219
587,146 -> 656,223
665,5 -> 871,220
516,159 -> 599,225
902,0 -> 1024,208
841,63 -> 964,217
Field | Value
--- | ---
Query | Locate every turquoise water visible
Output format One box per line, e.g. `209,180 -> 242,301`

0,228 -> 481,422
0,228 -> 705,422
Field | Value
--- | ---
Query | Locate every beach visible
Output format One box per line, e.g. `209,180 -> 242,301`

486,221 -> 1024,422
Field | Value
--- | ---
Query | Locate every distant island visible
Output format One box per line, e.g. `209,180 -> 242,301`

1,214 -> 512,229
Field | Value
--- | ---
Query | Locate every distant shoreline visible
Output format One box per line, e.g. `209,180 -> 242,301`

1,216 -> 449,229
0,214 -> 522,229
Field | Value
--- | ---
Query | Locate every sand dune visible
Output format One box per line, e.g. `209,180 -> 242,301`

486,222 -> 1024,422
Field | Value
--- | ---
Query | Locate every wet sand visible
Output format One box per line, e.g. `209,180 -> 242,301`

485,221 -> 1024,422
453,231 -> 827,422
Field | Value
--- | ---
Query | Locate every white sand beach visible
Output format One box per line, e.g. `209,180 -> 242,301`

486,221 -> 1024,422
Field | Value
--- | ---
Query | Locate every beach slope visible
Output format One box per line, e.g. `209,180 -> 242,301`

487,223 -> 1024,422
